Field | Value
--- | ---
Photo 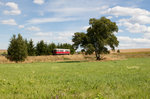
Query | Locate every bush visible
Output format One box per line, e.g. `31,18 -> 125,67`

117,49 -> 120,53
2,52 -> 7,56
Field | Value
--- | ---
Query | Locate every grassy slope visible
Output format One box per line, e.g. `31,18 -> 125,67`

0,58 -> 150,99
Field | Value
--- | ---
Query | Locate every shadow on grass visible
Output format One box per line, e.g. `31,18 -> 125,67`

57,61 -> 81,63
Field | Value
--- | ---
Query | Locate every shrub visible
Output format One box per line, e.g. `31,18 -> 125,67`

117,49 -> 120,53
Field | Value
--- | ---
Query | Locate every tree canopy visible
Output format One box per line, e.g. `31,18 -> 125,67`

72,17 -> 119,60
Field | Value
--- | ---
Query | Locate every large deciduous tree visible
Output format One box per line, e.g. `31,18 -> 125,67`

7,34 -> 28,62
72,17 -> 119,60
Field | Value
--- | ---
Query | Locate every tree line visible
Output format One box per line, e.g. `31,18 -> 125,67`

7,16 -> 119,62
26,39 -> 75,56
7,34 -> 75,62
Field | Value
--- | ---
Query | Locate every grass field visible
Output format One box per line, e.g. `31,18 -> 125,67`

0,58 -> 150,99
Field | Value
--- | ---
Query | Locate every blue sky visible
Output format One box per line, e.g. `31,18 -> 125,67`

0,0 -> 150,49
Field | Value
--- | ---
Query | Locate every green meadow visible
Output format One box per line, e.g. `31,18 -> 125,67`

0,58 -> 150,99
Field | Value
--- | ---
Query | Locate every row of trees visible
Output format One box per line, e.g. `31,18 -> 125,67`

26,39 -> 75,56
7,16 -> 119,62
7,34 -> 75,62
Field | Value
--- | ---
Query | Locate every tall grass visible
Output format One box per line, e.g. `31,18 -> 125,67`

0,58 -> 150,98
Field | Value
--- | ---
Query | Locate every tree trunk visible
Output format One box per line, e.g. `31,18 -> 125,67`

95,52 -> 101,60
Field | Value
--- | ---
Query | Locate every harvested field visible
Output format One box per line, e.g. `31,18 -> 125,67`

111,48 -> 150,53
0,50 -> 7,54
0,54 -> 124,64
0,48 -> 150,64
0,55 -> 90,64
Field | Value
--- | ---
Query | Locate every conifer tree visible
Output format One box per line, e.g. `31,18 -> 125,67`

27,39 -> 36,56
36,40 -> 48,55
7,34 -> 27,62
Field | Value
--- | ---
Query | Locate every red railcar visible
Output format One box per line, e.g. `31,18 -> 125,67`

53,48 -> 70,55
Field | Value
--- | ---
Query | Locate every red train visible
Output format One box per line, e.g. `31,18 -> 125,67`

53,48 -> 70,55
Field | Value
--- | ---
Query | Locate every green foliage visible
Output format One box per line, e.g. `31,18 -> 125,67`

85,44 -> 95,55
35,42 -> 75,55
72,32 -> 88,50
1,52 -> 7,56
36,40 -> 48,56
0,58 -> 150,98
7,34 -> 27,62
47,43 -> 56,55
72,17 -> 119,60
81,49 -> 85,54
117,49 -> 120,53
8,35 -> 76,57
94,93 -> 104,99
25,39 -> 36,56
62,43 -> 75,54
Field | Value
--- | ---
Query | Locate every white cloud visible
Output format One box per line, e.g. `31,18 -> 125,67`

117,36 -> 150,49
123,15 -> 150,25
31,31 -> 74,45
106,16 -> 113,19
33,0 -> 44,5
48,6 -> 107,14
1,19 -> 17,25
103,6 -> 150,16
35,32 -> 52,36
143,33 -> 150,39
27,17 -> 78,24
119,20 -> 150,34
118,29 -> 123,33
58,31 -> 74,38
0,2 -> 4,6
18,25 -> 24,28
103,6 -> 150,44
33,31 -> 75,44
82,26 -> 90,31
3,10 -> 21,15
27,26 -> 40,31
104,6 -> 150,25
6,2 -> 18,9
46,6 -> 108,17
4,2 -> 21,15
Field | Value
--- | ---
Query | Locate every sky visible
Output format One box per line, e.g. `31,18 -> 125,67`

0,0 -> 150,49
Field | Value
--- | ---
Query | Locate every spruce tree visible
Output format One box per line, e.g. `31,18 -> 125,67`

36,40 -> 48,55
47,43 -> 56,55
7,34 -> 28,62
27,39 -> 36,56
